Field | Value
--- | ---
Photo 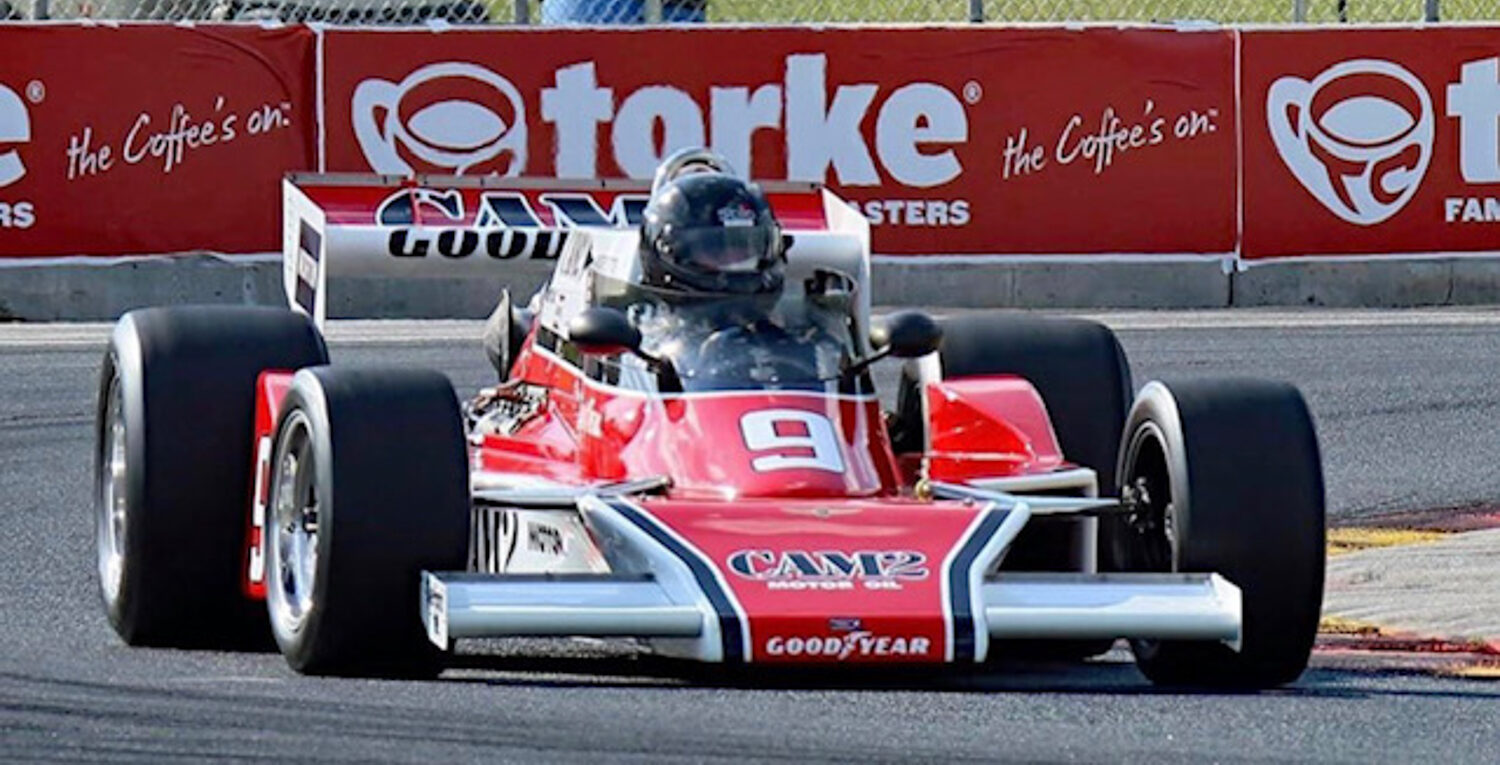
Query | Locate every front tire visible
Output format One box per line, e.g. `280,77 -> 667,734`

1118,379 -> 1325,689
266,366 -> 470,676
95,307 -> 328,648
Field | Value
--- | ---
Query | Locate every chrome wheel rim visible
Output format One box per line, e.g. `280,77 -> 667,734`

97,374 -> 127,604
268,412 -> 319,637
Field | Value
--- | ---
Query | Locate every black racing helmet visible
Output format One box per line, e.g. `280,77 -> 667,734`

639,171 -> 785,296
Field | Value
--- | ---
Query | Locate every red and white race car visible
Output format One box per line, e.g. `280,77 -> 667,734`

94,150 -> 1325,687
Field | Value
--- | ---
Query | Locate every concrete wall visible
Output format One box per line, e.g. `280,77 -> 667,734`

2,254 -> 1498,320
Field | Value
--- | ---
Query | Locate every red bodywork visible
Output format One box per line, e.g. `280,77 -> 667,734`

255,178 -> 1082,662
924,376 -> 1066,483
306,182 -> 831,231
640,497 -> 988,663
245,370 -> 294,600
482,345 -> 903,499
243,340 -> 1072,664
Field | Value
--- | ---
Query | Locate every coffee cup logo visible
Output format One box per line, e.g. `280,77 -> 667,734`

353,62 -> 527,177
1268,59 -> 1432,226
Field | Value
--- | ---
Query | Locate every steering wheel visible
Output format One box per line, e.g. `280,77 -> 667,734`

687,324 -> 823,390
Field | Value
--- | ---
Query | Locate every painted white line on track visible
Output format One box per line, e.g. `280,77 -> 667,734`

163,676 -> 287,684
3,309 -> 1500,347
1064,309 -> 1500,331
0,320 -> 490,348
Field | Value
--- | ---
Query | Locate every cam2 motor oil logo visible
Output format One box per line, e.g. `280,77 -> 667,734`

0,82 -> 34,229
1267,59 -> 1434,227
727,549 -> 929,591
370,186 -> 647,261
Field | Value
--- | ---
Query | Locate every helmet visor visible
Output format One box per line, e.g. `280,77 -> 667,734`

670,226 -> 776,274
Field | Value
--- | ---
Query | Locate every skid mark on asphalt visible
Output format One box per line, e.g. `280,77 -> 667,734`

1344,505 -> 1500,533
1317,631 -> 1500,680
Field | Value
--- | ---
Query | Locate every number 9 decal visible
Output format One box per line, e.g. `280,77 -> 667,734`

740,409 -> 847,473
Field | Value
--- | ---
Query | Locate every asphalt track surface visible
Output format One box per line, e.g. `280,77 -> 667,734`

4,310 -> 1500,763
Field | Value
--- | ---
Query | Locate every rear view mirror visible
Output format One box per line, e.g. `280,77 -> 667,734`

568,307 -> 642,357
846,311 -> 943,379
873,311 -> 942,359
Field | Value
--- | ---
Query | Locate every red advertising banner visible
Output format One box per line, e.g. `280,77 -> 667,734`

0,25 -> 315,257
322,27 -> 1237,256
1243,28 -> 1500,259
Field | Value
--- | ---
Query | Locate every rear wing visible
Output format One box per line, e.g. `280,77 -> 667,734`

281,173 -> 871,327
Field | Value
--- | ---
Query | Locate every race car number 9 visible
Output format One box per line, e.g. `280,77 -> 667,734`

740,409 -> 846,473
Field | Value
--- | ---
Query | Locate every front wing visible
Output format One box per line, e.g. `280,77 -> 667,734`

420,490 -> 1241,664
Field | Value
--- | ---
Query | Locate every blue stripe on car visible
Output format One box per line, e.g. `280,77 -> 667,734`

608,498 -> 746,663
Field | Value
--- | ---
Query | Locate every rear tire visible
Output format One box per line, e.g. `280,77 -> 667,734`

265,366 -> 470,677
95,306 -> 328,648
1118,379 -> 1325,689
893,313 -> 1131,661
894,313 -> 1132,495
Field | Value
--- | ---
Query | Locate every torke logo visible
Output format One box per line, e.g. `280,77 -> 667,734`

0,82 -> 30,188
351,55 -> 970,190
0,81 -> 35,230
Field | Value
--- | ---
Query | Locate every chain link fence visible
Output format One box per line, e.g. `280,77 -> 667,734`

0,0 -> 1491,28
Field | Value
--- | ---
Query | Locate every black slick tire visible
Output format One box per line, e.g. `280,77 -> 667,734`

1117,379 -> 1325,689
265,366 -> 469,677
95,306 -> 328,648
893,312 -> 1133,495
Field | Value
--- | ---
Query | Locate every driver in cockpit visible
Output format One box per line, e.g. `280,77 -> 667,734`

637,166 -> 785,311
630,166 -> 847,390
484,150 -> 846,391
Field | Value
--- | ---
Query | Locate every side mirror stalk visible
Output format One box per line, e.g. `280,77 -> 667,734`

844,346 -> 893,379
568,306 -> 683,392
847,311 -> 942,377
